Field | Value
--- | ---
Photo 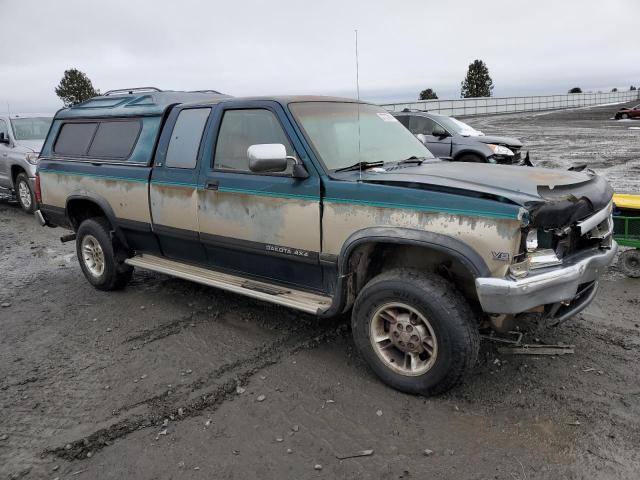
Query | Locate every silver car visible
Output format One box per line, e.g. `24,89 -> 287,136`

0,114 -> 53,212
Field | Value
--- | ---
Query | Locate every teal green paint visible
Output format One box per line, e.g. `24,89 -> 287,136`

323,197 -> 518,220
40,169 -> 518,220
40,169 -> 148,184
217,186 -> 318,201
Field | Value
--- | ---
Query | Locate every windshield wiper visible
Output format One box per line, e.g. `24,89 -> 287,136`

334,161 -> 385,173
397,156 -> 428,165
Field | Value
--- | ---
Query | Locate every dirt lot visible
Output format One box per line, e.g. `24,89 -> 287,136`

1,103 -> 639,480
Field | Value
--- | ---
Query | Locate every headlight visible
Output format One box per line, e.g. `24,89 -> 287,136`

487,144 -> 514,156
25,152 -> 40,165
526,229 -> 538,251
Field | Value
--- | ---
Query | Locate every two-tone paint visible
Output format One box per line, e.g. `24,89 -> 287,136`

38,94 -> 557,314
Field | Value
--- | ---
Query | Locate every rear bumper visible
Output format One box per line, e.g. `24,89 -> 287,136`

475,243 -> 617,315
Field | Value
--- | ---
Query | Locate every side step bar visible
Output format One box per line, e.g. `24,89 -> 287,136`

125,254 -> 332,315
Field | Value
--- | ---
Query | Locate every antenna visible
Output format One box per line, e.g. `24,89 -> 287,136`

355,29 -> 362,181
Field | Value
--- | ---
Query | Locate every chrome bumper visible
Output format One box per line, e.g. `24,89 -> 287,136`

475,242 -> 617,315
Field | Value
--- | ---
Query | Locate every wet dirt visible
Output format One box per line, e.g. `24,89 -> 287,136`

1,104 -> 640,479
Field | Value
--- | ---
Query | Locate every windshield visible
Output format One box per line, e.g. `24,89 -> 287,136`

435,116 -> 479,136
10,117 -> 52,141
289,102 -> 433,171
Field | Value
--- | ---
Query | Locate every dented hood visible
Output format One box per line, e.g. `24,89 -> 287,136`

359,162 -> 613,224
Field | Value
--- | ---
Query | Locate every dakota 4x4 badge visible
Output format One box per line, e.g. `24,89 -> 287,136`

492,251 -> 510,262
266,244 -> 311,258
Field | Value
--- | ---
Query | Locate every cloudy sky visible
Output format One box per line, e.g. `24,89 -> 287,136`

1,0 -> 637,113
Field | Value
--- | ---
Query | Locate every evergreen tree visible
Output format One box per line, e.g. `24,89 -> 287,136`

568,87 -> 582,94
418,88 -> 438,100
460,60 -> 493,98
55,69 -> 99,107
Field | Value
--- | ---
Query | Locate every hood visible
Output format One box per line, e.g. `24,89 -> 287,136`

14,139 -> 44,153
357,162 -> 613,226
472,135 -> 523,148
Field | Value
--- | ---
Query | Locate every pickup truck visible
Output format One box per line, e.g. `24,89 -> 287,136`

35,89 -> 617,395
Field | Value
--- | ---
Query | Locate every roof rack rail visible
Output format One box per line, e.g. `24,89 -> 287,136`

103,87 -> 163,96
190,89 -> 222,94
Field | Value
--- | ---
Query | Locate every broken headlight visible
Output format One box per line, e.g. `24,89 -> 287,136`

487,144 -> 514,156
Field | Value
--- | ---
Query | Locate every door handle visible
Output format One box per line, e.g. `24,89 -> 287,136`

205,180 -> 219,191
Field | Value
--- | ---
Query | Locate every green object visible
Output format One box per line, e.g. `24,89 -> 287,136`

613,215 -> 640,248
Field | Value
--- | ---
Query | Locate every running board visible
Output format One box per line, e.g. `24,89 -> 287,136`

125,254 -> 332,315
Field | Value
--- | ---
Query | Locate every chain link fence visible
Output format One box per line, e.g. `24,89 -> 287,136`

381,90 -> 640,116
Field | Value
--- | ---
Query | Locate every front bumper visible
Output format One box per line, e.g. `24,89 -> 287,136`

475,242 -> 617,315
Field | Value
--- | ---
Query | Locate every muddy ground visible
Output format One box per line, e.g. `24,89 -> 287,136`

1,103 -> 639,480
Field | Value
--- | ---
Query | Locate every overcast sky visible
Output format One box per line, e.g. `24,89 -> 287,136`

1,0 -> 637,113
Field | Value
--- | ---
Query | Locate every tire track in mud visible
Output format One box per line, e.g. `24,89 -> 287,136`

46,318 -> 348,461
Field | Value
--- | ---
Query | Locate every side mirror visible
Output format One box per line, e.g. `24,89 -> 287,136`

248,144 -> 288,173
0,132 -> 9,144
431,125 -> 449,137
415,133 -> 427,144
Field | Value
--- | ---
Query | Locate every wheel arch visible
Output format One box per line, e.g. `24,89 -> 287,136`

65,192 -> 129,248
322,227 -> 490,317
453,148 -> 487,162
10,165 -> 27,187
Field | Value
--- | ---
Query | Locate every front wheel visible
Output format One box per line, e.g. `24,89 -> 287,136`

619,249 -> 640,278
15,173 -> 35,213
351,269 -> 479,396
76,217 -> 133,290
457,153 -> 485,163
620,113 -> 630,120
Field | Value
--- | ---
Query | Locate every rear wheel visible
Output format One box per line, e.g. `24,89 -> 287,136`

76,217 -> 133,290
619,249 -> 640,278
351,269 -> 479,396
15,173 -> 35,213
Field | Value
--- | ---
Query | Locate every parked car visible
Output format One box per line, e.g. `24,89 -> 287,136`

614,104 -> 640,120
393,110 -> 529,165
0,113 -> 53,212
35,90 -> 616,395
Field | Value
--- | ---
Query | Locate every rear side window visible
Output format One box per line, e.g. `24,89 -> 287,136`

165,108 -> 211,169
54,120 -> 141,159
54,123 -> 97,156
88,121 -> 141,158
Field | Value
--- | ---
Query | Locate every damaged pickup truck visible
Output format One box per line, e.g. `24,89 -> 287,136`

35,90 -> 617,395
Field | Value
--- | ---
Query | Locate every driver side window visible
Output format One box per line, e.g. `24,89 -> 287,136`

214,109 -> 294,173
409,116 -> 436,136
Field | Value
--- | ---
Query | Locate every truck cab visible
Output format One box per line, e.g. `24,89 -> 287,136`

35,89 -> 617,396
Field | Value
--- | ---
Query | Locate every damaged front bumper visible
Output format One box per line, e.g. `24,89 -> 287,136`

475,242 -> 617,317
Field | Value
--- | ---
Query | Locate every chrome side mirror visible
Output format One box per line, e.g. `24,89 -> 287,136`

247,144 -> 288,173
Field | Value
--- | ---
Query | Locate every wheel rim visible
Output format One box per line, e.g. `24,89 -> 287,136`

369,302 -> 438,376
18,180 -> 31,209
81,235 -> 105,277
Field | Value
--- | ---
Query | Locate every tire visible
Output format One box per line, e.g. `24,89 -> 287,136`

457,153 -> 485,163
619,249 -> 640,278
76,217 -> 133,291
620,113 -> 629,120
351,269 -> 479,396
15,173 -> 35,213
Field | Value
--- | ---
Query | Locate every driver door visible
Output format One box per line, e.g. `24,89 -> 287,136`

197,101 -> 323,290
409,115 -> 452,157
